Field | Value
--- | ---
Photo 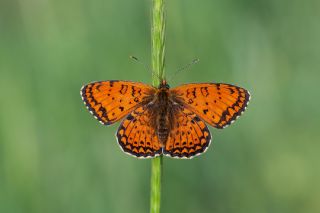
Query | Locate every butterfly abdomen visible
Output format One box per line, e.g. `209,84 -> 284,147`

157,111 -> 169,146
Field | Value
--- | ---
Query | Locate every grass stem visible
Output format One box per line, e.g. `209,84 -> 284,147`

150,0 -> 165,213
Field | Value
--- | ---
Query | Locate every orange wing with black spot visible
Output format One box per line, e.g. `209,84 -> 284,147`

81,81 -> 156,125
164,107 -> 211,158
116,106 -> 162,158
171,83 -> 250,129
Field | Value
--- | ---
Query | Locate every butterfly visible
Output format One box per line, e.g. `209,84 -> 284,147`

80,80 -> 250,159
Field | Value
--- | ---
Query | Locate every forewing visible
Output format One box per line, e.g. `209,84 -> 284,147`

116,106 -> 162,158
164,107 -> 211,159
171,83 -> 250,129
81,80 -> 156,125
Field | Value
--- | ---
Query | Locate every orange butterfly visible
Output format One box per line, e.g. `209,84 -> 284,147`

81,80 -> 250,159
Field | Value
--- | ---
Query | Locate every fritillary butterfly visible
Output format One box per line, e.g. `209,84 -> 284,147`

81,80 -> 250,159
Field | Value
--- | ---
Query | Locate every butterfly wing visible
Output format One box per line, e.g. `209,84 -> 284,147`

164,106 -> 211,158
81,80 -> 156,125
171,83 -> 250,129
116,106 -> 162,158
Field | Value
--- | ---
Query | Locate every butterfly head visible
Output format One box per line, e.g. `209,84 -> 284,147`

159,79 -> 170,89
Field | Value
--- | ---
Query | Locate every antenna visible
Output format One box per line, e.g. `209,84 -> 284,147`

168,58 -> 200,82
177,58 -> 199,73
129,55 -> 150,71
129,55 -> 161,82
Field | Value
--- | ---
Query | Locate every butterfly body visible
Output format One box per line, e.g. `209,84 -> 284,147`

81,80 -> 250,159
147,81 -> 178,147
153,88 -> 171,146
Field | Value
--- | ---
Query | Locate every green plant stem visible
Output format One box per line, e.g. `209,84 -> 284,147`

150,0 -> 165,213
150,156 -> 162,213
151,0 -> 165,86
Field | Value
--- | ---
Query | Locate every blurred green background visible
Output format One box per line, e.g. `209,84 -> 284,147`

1,0 -> 319,212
